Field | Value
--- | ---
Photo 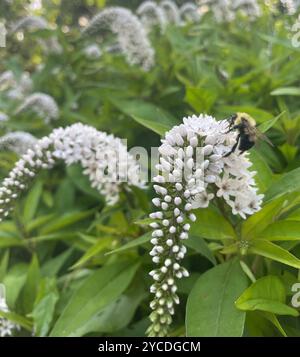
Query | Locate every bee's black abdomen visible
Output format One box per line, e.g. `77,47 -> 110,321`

238,135 -> 255,153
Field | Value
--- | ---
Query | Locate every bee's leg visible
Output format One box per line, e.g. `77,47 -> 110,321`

224,134 -> 240,157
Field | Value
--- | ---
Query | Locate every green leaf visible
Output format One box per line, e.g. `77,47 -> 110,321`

66,164 -> 103,200
50,261 -> 140,336
39,209 -> 95,234
71,236 -> 112,269
110,98 -> 178,135
259,220 -> 300,241
258,112 -> 284,133
0,236 -> 24,248
190,208 -> 236,240
0,250 -> 9,281
71,281 -> 146,335
0,310 -> 33,331
23,180 -> 43,223
32,278 -> 59,336
186,259 -> 248,337
264,168 -> 300,203
261,312 -> 287,337
3,264 -> 28,307
271,87 -> 300,96
236,276 -> 299,317
20,254 -> 40,313
185,87 -> 217,112
249,240 -> 300,269
185,235 -> 216,265
248,150 -> 273,192
105,232 -> 151,255
41,248 -> 74,277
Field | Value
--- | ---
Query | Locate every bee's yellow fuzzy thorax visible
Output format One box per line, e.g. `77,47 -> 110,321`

235,112 -> 256,126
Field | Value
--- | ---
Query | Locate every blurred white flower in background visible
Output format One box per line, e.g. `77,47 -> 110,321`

136,1 -> 167,32
159,0 -> 181,24
0,132 -> 38,155
83,44 -> 102,59
0,70 -> 33,101
0,113 -> 8,122
179,2 -> 202,23
10,16 -> 62,54
10,15 -> 48,33
82,7 -> 155,71
233,0 -> 261,19
16,92 -> 59,123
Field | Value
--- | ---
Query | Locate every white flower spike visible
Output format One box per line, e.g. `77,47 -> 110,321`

0,132 -> 37,155
82,7 -> 155,71
137,1 -> 167,32
16,92 -> 59,123
0,123 -> 144,220
147,114 -> 263,337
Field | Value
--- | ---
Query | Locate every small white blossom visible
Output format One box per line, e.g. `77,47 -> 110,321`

82,7 -> 155,71
83,44 -> 102,59
16,92 -> 59,123
0,113 -> 8,122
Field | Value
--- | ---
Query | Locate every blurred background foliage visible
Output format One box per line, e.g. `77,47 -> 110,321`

0,0 -> 300,337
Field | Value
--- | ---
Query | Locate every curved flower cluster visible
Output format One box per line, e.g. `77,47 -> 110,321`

147,114 -> 263,336
179,2 -> 201,23
160,0 -> 181,24
0,123 -> 144,220
16,92 -> 59,123
136,1 -> 167,32
233,0 -> 261,19
0,286 -> 20,337
82,7 -> 155,71
10,16 -> 48,33
0,132 -> 37,155
10,16 -> 62,54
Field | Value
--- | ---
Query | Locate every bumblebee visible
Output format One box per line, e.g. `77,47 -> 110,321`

224,112 -> 273,157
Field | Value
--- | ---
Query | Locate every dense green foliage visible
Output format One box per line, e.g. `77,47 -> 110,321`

0,0 -> 300,337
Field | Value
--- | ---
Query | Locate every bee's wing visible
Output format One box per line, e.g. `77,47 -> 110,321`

254,127 -> 274,147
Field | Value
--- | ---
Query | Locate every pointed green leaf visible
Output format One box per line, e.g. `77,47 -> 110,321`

236,276 -> 298,317
186,259 -> 248,337
249,240 -> 300,269
50,261 -> 139,336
